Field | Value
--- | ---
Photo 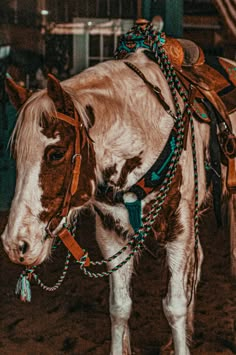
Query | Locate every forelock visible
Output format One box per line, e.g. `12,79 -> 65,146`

10,88 -> 91,165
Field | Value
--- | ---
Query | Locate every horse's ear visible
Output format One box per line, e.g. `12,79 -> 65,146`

5,77 -> 30,110
47,73 -> 74,116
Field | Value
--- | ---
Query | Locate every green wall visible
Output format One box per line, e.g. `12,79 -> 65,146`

0,102 -> 16,211
142,0 -> 183,37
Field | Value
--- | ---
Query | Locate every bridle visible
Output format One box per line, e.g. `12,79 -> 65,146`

45,108 -> 92,267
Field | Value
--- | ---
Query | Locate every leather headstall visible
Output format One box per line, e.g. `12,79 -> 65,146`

45,109 -> 91,266
54,110 -> 85,217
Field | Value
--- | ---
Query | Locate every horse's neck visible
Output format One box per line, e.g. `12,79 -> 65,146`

73,58 -> 175,189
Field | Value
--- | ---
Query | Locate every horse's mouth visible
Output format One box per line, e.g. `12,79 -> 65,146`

8,251 -> 46,267
18,254 -> 45,267
4,237 -> 52,267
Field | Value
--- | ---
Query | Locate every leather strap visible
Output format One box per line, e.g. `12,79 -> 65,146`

58,228 -> 90,266
45,111 -> 93,260
125,61 -> 177,120
227,158 -> 236,193
197,87 -> 232,131
183,84 -> 197,150
176,69 -> 233,131
56,111 -> 79,127
56,110 -> 83,217
47,110 -> 86,221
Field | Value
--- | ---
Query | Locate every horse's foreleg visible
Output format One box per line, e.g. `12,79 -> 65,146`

162,205 -> 202,355
162,266 -> 190,355
109,262 -> 133,355
95,213 -> 133,355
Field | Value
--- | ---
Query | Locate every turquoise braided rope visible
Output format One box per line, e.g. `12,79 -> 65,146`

32,252 -> 71,291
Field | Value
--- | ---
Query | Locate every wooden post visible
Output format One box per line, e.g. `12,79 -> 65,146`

142,0 -> 152,21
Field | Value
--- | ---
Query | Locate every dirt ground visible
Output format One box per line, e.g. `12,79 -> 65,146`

0,208 -> 235,355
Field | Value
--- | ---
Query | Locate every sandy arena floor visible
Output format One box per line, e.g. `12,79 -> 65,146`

0,208 -> 235,355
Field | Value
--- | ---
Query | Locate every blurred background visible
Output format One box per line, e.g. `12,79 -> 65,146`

0,0 -> 236,210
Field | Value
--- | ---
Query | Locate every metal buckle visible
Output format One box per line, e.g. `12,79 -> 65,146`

72,153 -> 81,164
44,213 -> 63,240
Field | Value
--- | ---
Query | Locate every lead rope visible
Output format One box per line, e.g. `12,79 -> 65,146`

16,24 -> 199,301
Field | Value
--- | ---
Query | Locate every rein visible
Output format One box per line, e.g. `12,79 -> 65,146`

15,22 -> 200,302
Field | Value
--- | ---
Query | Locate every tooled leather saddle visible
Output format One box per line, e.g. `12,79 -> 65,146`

162,36 -> 236,192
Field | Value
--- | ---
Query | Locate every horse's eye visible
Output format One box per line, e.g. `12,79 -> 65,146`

50,152 -> 64,161
47,149 -> 66,163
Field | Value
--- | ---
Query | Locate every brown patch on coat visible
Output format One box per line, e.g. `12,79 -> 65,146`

96,154 -> 142,204
94,206 -> 130,240
39,78 -> 96,224
160,248 -> 172,298
39,115 -> 96,223
71,140 -> 96,207
185,253 -> 196,305
102,165 -> 117,183
117,154 -> 143,188
39,119 -> 75,221
143,165 -> 183,244
184,247 -> 200,310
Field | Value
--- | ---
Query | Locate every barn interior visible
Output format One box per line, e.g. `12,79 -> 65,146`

0,1 -> 236,354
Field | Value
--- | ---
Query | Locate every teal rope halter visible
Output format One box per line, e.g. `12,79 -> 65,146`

16,22 -> 199,301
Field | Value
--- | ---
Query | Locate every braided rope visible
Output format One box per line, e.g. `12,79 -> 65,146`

30,214 -> 78,292
32,253 -> 71,291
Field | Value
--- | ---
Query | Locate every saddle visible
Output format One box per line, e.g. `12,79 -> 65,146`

115,19 -> 236,193
162,37 -> 236,193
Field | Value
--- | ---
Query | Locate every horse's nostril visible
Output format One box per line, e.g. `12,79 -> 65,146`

19,240 -> 29,254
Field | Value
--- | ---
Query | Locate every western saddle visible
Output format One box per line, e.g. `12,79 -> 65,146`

121,19 -> 236,193
159,34 -> 236,193
164,37 -> 236,193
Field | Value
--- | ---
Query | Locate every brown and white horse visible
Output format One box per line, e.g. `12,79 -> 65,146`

1,50 -> 236,354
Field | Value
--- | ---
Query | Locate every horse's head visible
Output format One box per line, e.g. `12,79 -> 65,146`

1,75 -> 96,266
